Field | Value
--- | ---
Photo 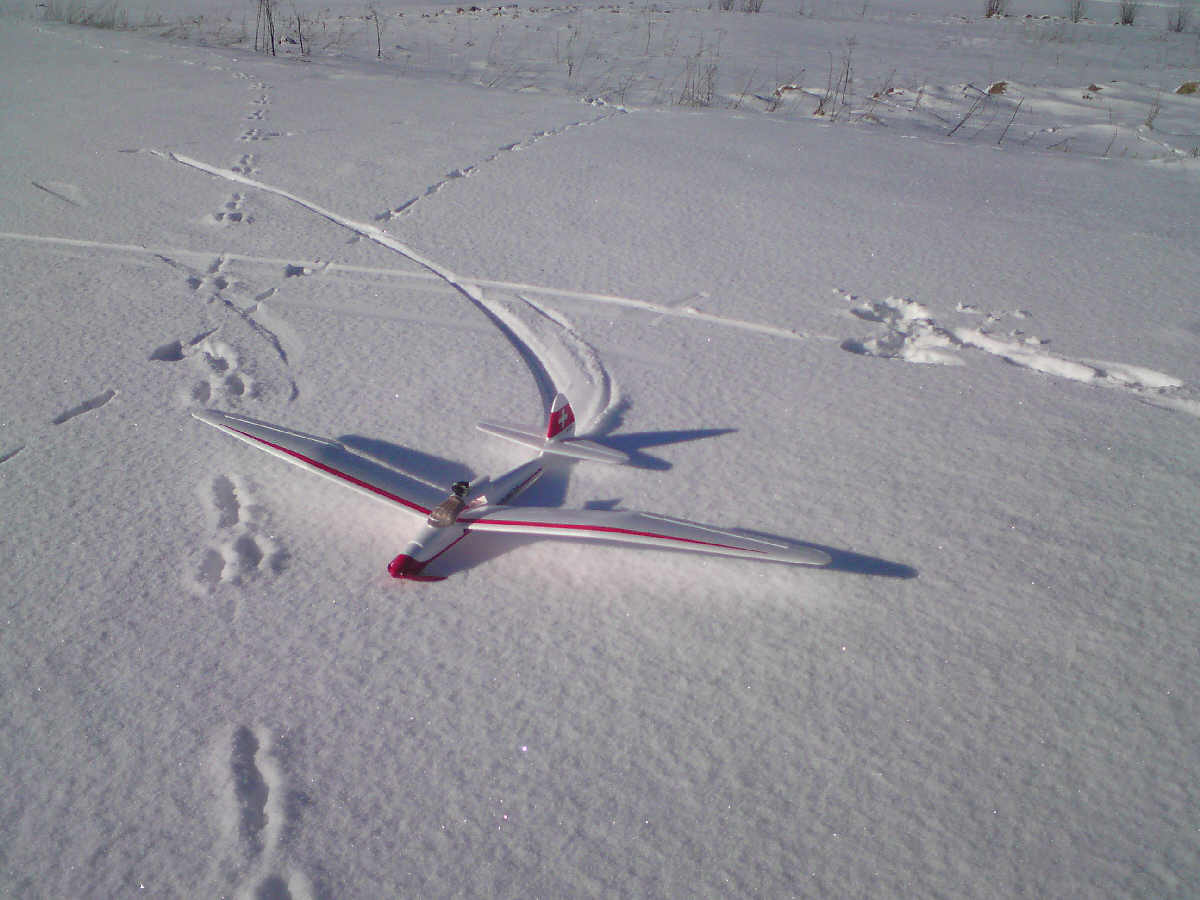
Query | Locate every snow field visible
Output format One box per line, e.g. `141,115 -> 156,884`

2,2 -> 1199,896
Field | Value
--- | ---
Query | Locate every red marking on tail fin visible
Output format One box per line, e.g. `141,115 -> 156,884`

545,394 -> 575,441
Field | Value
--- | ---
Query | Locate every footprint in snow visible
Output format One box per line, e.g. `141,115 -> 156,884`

841,294 -> 1200,416
231,153 -> 259,176
239,128 -> 282,142
183,255 -> 237,293
211,192 -> 252,225
192,473 -> 285,596
192,338 -> 254,405
50,389 -> 118,425
151,251 -> 298,403
221,725 -> 315,898
841,296 -> 964,366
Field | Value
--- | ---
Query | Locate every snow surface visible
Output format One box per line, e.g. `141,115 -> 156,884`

1,0 -> 1199,896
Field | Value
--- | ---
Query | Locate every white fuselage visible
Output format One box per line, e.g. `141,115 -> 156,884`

387,456 -> 549,579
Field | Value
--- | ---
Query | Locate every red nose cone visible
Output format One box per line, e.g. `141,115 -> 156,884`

388,554 -> 419,578
388,553 -> 447,581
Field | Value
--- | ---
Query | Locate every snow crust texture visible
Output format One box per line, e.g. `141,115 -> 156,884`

2,1 -> 1199,897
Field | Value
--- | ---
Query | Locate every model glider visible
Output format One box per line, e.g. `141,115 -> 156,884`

192,395 -> 830,581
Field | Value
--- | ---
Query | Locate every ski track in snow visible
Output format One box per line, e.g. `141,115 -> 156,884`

841,294 -> 1200,417
0,230 -> 817,342
158,150 -> 821,432
160,144 -> 843,440
194,108 -> 614,429
511,294 -> 617,433
223,725 -> 313,900
9,199 -> 1196,422
160,105 -> 635,432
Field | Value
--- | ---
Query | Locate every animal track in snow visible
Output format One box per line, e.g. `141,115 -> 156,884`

194,473 -> 284,591
149,327 -> 215,363
166,152 -> 814,348
221,725 -> 313,899
375,166 -> 477,221
51,389 -> 117,425
244,83 -> 271,121
231,725 -> 272,858
157,252 -> 236,294
233,79 -> 270,164
283,261 -> 329,279
239,127 -> 282,142
841,294 -> 1200,417
155,321 -> 302,408
152,330 -> 251,406
375,108 -> 624,222
150,339 -> 187,362
231,153 -> 259,177
842,296 -> 964,366
193,338 -> 253,405
211,192 -> 252,226
151,251 -> 299,400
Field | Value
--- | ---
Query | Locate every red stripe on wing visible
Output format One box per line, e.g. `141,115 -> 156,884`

228,427 -> 433,515
457,515 -> 766,554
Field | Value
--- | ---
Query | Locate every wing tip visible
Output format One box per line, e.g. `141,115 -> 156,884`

792,546 -> 832,567
192,408 -> 225,427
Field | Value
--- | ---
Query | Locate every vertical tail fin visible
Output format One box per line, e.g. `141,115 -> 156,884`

477,394 -> 627,463
545,393 -> 576,441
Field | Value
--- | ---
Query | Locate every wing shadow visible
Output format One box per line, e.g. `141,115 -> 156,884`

601,428 -> 738,471
825,554 -> 916,580
339,435 -> 474,489
512,460 -> 572,508
430,529 -> 545,576
735,527 -> 918,579
471,424 -> 735,504
334,430 -> 914,580
818,546 -> 918,578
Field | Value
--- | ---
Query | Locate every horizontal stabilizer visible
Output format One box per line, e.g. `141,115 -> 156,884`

477,420 -> 629,464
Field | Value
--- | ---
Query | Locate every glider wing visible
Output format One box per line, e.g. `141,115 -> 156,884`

460,505 -> 830,567
193,409 -> 444,518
